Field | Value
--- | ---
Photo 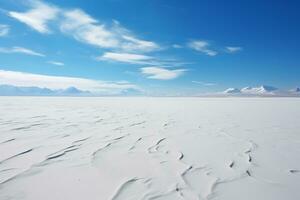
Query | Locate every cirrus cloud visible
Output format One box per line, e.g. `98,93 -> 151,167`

141,67 -> 187,80
188,40 -> 218,56
47,61 -> 64,66
0,24 -> 10,36
0,69 -> 139,94
8,1 -> 59,33
97,52 -> 153,64
226,46 -> 242,53
60,9 -> 160,52
0,46 -> 45,57
8,1 -> 160,53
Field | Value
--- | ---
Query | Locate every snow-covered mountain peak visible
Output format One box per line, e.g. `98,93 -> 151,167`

223,88 -> 241,94
241,85 -> 278,94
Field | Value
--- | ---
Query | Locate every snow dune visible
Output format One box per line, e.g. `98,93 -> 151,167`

0,97 -> 299,200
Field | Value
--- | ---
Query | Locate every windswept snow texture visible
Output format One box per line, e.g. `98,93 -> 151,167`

0,97 -> 300,200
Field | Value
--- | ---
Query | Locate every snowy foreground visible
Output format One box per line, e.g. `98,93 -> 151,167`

0,97 -> 300,200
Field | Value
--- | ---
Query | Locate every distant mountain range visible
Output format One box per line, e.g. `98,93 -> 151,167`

0,84 -> 299,97
0,85 -> 91,96
222,85 -> 300,97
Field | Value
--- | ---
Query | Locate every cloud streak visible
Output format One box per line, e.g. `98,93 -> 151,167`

141,67 -> 186,80
8,1 -> 160,52
0,24 -> 9,36
7,1 -> 190,81
226,46 -> 242,53
60,10 -> 160,52
0,70 -> 139,94
98,52 -> 153,64
48,61 -> 64,66
97,51 -> 189,68
8,1 -> 59,33
0,46 -> 45,57
188,40 -> 218,56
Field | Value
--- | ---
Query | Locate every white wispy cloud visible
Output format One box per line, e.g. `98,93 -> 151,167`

60,9 -> 159,52
47,61 -> 64,66
60,9 -> 119,49
0,46 -> 45,57
0,69 -> 139,94
8,1 -> 160,52
141,67 -> 187,80
8,1 -> 59,33
98,52 -> 153,64
0,24 -> 9,36
188,40 -> 218,56
7,1 -> 189,81
121,35 -> 160,52
226,46 -> 242,53
192,81 -> 217,86
98,52 -> 188,68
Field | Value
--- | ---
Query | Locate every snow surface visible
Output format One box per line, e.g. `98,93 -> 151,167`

0,97 -> 300,200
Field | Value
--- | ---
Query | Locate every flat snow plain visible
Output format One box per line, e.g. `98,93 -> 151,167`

0,97 -> 299,200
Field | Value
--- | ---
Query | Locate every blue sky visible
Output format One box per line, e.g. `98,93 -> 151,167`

0,0 -> 299,95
